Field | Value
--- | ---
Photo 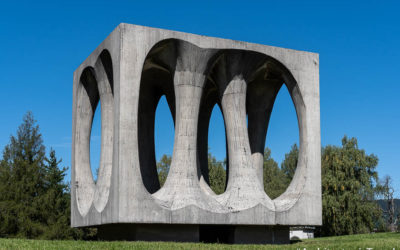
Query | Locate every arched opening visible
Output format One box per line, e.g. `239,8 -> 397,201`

207,105 -> 227,195
196,72 -> 228,196
74,49 -> 114,215
137,40 -> 176,194
79,68 -> 99,185
243,55 -> 303,203
74,67 -> 99,215
92,49 -> 114,212
154,95 -> 174,188
137,67 -> 175,194
90,102 -> 101,183
263,83 -> 299,199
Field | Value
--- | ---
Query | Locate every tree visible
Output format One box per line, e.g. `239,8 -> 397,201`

39,149 -> 74,239
377,175 -> 397,232
0,112 -> 47,238
156,152 -> 227,194
320,136 -> 381,236
263,148 -> 289,199
208,153 -> 226,195
157,154 -> 171,187
0,112 -> 93,240
281,144 -> 298,180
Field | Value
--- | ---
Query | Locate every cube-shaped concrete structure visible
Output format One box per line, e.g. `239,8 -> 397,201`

72,23 -> 321,243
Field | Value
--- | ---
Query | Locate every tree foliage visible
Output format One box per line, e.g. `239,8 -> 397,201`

281,143 -> 298,180
264,138 -> 384,236
0,112 -> 47,238
156,152 -> 227,195
156,154 -> 171,187
321,136 -> 381,236
376,175 -> 398,232
263,148 -> 289,199
0,112 -> 92,239
39,149 -> 74,239
208,153 -> 226,195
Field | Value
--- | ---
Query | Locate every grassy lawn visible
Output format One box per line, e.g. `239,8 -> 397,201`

0,232 -> 398,249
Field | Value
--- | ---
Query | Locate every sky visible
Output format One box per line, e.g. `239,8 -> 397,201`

0,0 -> 399,195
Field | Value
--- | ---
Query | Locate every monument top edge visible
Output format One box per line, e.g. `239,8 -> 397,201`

117,23 -> 319,56
74,22 -> 319,74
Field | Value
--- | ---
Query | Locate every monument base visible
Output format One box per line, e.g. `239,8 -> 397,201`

97,224 -> 290,244
97,224 -> 199,242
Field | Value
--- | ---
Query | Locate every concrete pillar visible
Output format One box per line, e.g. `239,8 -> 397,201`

247,76 -> 283,190
214,53 -> 275,211
152,42 -> 225,211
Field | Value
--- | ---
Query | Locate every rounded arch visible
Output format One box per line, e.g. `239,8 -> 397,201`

138,40 -> 176,194
197,78 -> 228,196
93,49 -> 114,212
74,49 -> 114,216
145,39 -> 228,212
202,48 -> 305,210
242,50 -> 307,208
136,38 -> 306,211
75,66 -> 98,216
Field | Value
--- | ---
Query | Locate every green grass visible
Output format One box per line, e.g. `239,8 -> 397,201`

0,232 -> 399,249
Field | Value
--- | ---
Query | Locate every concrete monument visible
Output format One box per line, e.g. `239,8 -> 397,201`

72,23 -> 321,244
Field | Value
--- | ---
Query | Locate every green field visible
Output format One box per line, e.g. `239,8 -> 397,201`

0,232 -> 399,249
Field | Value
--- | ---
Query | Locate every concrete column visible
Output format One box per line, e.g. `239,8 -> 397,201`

221,77 -> 251,190
215,53 -> 274,211
153,42 -> 225,212
247,77 -> 282,190
167,71 -> 204,187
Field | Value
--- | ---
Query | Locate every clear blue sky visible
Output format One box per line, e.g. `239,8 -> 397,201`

0,0 -> 399,195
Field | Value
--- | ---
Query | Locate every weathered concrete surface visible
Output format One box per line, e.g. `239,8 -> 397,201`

72,23 -> 321,241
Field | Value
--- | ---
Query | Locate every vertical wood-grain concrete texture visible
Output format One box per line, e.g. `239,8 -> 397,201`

72,24 -> 321,239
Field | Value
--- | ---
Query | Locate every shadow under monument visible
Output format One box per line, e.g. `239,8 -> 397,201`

97,224 -> 290,244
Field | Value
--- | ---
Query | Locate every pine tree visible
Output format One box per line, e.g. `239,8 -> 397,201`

40,149 -> 73,239
0,112 -> 99,240
0,112 -> 47,238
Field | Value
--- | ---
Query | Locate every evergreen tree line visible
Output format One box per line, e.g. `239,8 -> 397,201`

0,112 -> 397,239
0,113 -> 95,239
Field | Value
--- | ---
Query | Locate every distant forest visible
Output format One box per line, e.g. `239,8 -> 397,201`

377,199 -> 400,217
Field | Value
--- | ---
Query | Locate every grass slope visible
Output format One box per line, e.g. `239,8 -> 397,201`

0,232 -> 399,249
